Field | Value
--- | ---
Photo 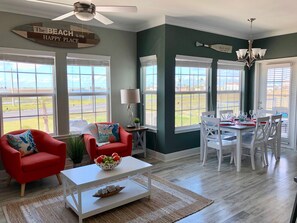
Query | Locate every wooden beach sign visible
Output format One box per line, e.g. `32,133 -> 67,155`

12,22 -> 100,48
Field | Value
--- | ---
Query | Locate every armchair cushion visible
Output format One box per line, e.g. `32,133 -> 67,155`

97,123 -> 120,143
21,152 -> 61,172
6,130 -> 38,157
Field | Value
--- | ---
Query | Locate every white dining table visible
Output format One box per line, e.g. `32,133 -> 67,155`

200,123 -> 255,172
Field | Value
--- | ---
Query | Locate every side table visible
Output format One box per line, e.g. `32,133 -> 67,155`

125,126 -> 148,157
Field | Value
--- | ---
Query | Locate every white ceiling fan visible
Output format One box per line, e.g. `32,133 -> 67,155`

26,0 -> 137,25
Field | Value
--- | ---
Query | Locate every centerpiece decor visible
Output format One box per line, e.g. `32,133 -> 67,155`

94,153 -> 121,170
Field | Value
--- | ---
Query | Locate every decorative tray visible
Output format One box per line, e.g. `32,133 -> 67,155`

93,185 -> 125,198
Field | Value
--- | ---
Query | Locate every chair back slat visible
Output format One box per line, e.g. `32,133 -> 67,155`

268,114 -> 282,139
253,116 -> 270,145
201,116 -> 222,146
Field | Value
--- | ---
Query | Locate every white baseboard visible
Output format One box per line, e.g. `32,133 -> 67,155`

147,147 -> 201,162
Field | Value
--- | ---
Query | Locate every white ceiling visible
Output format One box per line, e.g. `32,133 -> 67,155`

1,0 -> 297,39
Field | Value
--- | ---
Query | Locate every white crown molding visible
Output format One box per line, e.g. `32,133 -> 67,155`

253,27 -> 297,40
136,15 -> 248,39
134,16 -> 166,32
165,16 -> 247,39
4,10 -> 297,39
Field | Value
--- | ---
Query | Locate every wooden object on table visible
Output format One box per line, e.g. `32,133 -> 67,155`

93,186 -> 125,198
124,126 -> 148,157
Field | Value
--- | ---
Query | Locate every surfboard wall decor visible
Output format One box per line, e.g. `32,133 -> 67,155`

12,22 -> 100,48
195,41 -> 232,53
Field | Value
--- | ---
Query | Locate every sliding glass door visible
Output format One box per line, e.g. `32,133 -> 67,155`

255,59 -> 297,148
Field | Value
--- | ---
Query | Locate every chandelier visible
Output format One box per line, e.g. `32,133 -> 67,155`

236,18 -> 267,69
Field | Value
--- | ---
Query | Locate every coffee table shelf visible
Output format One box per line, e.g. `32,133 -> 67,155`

61,156 -> 152,223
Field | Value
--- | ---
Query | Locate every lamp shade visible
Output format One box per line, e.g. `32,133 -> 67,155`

120,89 -> 140,104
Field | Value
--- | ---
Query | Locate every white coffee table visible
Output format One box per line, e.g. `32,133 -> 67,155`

61,156 -> 152,223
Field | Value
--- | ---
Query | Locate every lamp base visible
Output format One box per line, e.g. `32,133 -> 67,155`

126,124 -> 135,128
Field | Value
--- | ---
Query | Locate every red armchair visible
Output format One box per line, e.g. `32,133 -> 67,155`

83,122 -> 132,161
0,129 -> 66,196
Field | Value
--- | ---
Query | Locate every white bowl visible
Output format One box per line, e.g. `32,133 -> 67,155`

95,158 -> 121,171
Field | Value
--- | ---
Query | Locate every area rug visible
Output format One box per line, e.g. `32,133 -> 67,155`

2,175 -> 213,223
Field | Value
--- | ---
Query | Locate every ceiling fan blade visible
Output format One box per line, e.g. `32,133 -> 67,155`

96,6 -> 137,13
94,13 -> 114,25
26,0 -> 72,7
52,11 -> 74,21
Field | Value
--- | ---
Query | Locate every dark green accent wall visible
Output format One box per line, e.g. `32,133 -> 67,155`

137,24 -> 247,154
254,33 -> 297,59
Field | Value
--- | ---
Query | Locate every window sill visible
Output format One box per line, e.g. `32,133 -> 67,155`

175,125 -> 200,134
143,126 -> 157,133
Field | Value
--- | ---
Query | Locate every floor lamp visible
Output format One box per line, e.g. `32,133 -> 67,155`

120,89 -> 140,128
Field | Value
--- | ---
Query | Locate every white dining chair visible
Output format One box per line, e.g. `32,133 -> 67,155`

201,116 -> 236,171
266,114 -> 282,162
241,116 -> 270,170
200,111 -> 216,161
218,109 -> 235,137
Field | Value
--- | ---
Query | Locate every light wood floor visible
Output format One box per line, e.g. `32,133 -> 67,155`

0,148 -> 297,223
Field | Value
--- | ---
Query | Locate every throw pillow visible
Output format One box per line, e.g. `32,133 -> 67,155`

81,123 -> 100,143
6,130 -> 38,157
97,123 -> 120,143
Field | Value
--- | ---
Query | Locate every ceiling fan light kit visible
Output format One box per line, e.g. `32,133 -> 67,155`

74,2 -> 95,21
26,0 -> 137,25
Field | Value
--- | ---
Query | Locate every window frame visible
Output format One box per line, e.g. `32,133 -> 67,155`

67,53 -> 111,133
140,55 -> 157,130
0,48 -> 56,135
174,55 -> 212,133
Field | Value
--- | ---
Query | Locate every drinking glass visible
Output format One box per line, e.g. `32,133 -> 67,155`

249,110 -> 253,118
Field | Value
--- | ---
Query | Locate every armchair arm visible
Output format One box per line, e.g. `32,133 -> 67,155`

83,134 -> 97,161
0,140 -> 22,178
36,134 -> 66,159
119,127 -> 132,148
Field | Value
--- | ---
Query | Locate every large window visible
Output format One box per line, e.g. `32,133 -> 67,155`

0,49 -> 56,135
67,53 -> 110,133
175,55 -> 212,130
216,60 -> 244,115
140,55 -> 157,128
